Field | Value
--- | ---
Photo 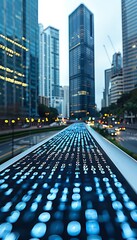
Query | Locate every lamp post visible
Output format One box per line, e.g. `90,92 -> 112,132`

11,119 -> 15,157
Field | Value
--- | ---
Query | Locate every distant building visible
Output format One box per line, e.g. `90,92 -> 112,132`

111,52 -> 122,77
104,68 -> 111,107
101,90 -> 106,109
38,96 -> 49,107
122,0 -> 137,92
62,86 -> 69,118
39,25 -> 60,112
110,52 -> 123,104
69,4 -> 95,119
39,24 -> 45,98
102,52 -> 123,107
110,75 -> 123,104
0,0 -> 39,118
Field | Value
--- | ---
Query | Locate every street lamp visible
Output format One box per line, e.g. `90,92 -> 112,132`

11,119 -> 15,157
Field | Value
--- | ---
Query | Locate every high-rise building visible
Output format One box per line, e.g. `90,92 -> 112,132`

0,0 -> 39,118
39,24 -> 44,98
122,0 -> 137,92
39,25 -> 60,111
69,4 -> 95,119
104,68 -> 111,107
110,52 -> 123,104
102,52 -> 123,107
111,52 -> 122,77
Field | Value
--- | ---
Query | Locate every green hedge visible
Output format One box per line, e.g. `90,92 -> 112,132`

93,127 -> 137,161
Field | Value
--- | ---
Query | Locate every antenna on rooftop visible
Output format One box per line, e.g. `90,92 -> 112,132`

107,35 -> 116,53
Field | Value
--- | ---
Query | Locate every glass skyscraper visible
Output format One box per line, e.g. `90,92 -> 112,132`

69,4 -> 95,119
39,26 -> 60,108
0,0 -> 38,118
122,0 -> 137,92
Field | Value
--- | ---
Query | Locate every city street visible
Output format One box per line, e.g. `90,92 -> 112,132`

116,128 -> 137,154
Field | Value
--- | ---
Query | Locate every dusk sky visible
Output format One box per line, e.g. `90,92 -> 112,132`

38,0 -> 122,109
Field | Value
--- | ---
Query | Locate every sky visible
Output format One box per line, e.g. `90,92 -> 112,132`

38,0 -> 122,110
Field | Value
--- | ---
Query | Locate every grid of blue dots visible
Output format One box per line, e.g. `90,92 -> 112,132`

0,123 -> 137,239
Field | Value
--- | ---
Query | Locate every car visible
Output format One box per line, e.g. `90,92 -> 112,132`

114,126 -> 120,132
119,126 -> 126,131
107,128 -> 117,136
50,122 -> 59,126
37,124 -> 43,128
22,123 -> 30,128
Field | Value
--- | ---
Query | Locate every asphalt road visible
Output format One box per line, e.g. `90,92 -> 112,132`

116,128 -> 137,154
0,130 -> 60,163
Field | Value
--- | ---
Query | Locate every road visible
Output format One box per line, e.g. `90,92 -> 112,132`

0,130 -> 60,163
116,128 -> 137,154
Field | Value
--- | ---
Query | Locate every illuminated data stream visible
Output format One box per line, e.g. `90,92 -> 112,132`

0,123 -> 137,239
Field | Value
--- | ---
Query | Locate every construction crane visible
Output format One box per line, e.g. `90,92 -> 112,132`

103,44 -> 111,65
107,35 -> 116,53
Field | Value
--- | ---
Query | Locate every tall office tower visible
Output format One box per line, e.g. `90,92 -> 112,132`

39,24 -> 44,97
0,0 -> 39,118
39,26 -> 60,110
111,52 -> 122,77
69,4 -> 95,119
110,52 -> 123,104
122,0 -> 137,92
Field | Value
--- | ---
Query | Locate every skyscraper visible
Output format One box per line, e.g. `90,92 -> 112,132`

122,0 -> 137,92
39,24 -> 45,98
0,0 -> 38,118
39,26 -> 60,111
104,68 -> 111,107
69,4 -> 95,119
110,52 -> 123,104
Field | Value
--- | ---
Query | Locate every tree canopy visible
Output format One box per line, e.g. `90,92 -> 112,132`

101,88 -> 137,117
38,104 -> 58,123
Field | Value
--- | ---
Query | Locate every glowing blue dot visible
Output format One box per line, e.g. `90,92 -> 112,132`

85,186 -> 92,192
72,194 -> 80,201
31,223 -> 46,238
15,202 -> 26,211
67,221 -> 81,236
0,223 -> 12,238
38,212 -> 51,222
125,201 -> 136,210
3,232 -> 19,240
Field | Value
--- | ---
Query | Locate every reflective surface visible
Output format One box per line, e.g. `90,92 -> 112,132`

0,123 -> 137,239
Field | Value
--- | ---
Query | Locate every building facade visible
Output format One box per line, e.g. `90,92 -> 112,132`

39,25 -> 60,112
122,0 -> 137,92
39,24 -> 44,98
69,4 -> 95,119
104,68 -> 111,107
110,52 -> 123,104
62,86 -> 69,118
110,75 -> 123,104
0,0 -> 39,118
